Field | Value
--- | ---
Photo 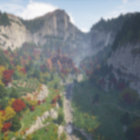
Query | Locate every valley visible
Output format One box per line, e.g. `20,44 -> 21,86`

0,9 -> 140,140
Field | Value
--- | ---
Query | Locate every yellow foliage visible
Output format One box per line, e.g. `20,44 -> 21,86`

16,65 -> 22,72
0,112 -> 4,131
0,65 -> 6,77
27,100 -> 37,106
5,106 -> 16,120
8,98 -> 15,106
3,136 -> 9,140
0,79 -> 4,86
15,132 -> 19,137
26,134 -> 32,140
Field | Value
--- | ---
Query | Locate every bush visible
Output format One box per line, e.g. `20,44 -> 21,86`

126,119 -> 140,140
120,88 -> 139,105
10,116 -> 21,131
0,85 -> 7,98
0,13 -> 11,26
55,112 -> 64,124
12,99 -> 26,112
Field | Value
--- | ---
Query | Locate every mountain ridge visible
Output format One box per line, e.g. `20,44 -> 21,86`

0,9 -> 90,64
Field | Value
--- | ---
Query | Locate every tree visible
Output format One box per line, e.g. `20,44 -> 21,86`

16,65 -> 26,75
0,13 -> 11,26
12,99 -> 26,112
55,112 -> 64,124
2,122 -> 12,132
2,69 -> 14,85
10,116 -> 21,132
0,85 -> 7,98
120,112 -> 131,125
47,58 -> 53,71
9,88 -> 19,98
5,106 -> 16,120
0,99 -> 8,109
120,88 -> 139,105
8,98 -> 15,106
32,70 -> 40,79
0,65 -> 6,78
0,112 -> 5,131
126,119 -> 140,140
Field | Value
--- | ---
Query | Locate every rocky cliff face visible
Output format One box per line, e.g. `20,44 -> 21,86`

107,43 -> 140,93
0,10 -> 90,64
88,13 -> 140,94
1,10 -> 140,93
0,14 -> 32,50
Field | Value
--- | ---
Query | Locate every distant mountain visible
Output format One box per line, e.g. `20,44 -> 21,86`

73,13 -> 140,140
83,12 -> 140,94
1,10 -> 140,93
0,10 -> 90,64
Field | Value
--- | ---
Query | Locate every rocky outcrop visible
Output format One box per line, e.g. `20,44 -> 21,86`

89,29 -> 114,55
0,14 -> 32,50
108,43 -> 140,94
25,108 -> 58,135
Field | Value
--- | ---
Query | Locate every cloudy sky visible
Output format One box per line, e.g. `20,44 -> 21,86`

0,0 -> 140,32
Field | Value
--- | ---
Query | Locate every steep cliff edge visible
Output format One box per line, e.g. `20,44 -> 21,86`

82,13 -> 140,94
0,10 -> 90,64
0,13 -> 32,50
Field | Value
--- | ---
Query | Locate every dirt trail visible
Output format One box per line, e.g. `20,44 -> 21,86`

63,84 -> 80,140
63,84 -> 92,140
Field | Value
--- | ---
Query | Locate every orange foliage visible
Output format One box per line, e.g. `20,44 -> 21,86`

57,60 -> 62,70
0,110 -> 5,116
47,58 -> 53,70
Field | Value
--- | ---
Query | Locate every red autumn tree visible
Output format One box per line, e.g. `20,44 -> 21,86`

51,94 -> 61,104
120,89 -> 139,105
38,100 -> 41,105
47,58 -> 53,71
30,106 -> 35,111
2,70 -> 14,85
20,68 -> 26,75
12,99 -> 26,112
2,122 -> 12,132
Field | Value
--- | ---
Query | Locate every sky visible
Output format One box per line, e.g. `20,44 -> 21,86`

0,0 -> 140,32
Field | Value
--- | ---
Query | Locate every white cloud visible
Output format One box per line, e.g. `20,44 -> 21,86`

123,0 -> 128,4
0,1 -> 57,20
0,1 -> 75,24
18,1 -> 57,19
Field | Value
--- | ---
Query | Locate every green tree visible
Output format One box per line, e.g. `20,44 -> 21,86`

0,85 -> 6,98
10,116 -> 21,131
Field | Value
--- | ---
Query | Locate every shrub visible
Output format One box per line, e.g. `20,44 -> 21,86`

120,88 -> 139,105
5,106 -> 16,121
55,112 -> 64,124
12,99 -> 26,112
2,122 -> 12,132
10,116 -> 21,132
0,13 -> 11,26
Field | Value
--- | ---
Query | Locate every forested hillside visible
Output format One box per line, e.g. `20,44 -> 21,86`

0,9 -> 140,140
0,42 -> 80,139
71,12 -> 140,140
